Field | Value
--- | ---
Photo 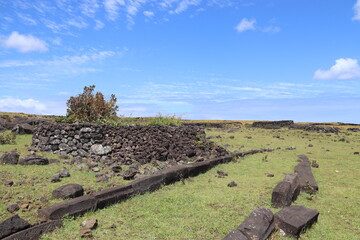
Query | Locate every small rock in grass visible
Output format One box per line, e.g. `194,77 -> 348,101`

7,203 -> 19,213
354,152 -> 359,155
286,146 -> 296,150
59,168 -> 70,178
111,165 -> 122,173
81,218 -> 98,230
80,228 -> 93,238
4,180 -> 14,186
52,183 -> 84,199
266,173 -> 275,177
51,173 -> 61,183
123,168 -> 138,180
216,170 -> 228,177
1,152 -> 20,165
311,161 -> 319,168
92,167 -> 100,172
227,181 -> 237,187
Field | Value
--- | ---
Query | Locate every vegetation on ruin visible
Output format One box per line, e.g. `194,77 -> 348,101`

0,131 -> 16,145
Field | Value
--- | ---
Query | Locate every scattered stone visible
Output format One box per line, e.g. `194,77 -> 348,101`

266,173 -> 275,177
216,170 -> 228,177
7,203 -> 20,213
338,138 -> 346,142
51,173 -> 61,183
286,146 -> 296,150
81,218 -> 98,230
111,165 -> 122,173
311,160 -> 319,168
1,152 -> 20,165
18,155 -> 49,165
223,207 -> 274,240
80,228 -> 93,238
49,159 -> 60,164
59,155 -> 69,159
90,144 -> 112,155
92,167 -> 100,172
0,215 -> 30,239
308,144 -> 313,147
354,152 -> 359,155
59,168 -> 70,178
52,184 -> 84,199
4,180 -> 14,186
227,181 -> 237,187
274,206 -> 319,238
39,197 -> 48,203
229,136 -> 235,139
123,168 -> 138,180
96,174 -> 109,182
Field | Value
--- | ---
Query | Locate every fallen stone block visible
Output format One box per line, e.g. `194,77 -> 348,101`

2,220 -> 62,240
272,173 -> 300,208
161,165 -> 188,185
38,195 -> 97,221
93,184 -> 134,209
18,155 -> 49,165
0,215 -> 30,239
186,160 -> 215,177
131,174 -> 164,195
294,155 -> 318,193
52,183 -> 84,199
223,207 -> 275,240
274,206 -> 319,238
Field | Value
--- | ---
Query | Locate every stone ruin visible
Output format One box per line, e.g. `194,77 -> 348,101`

31,122 -> 228,165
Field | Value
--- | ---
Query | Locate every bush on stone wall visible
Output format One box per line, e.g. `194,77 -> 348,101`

66,85 -> 119,122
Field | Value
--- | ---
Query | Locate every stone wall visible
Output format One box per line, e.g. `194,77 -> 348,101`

252,120 -> 294,129
32,123 -> 228,164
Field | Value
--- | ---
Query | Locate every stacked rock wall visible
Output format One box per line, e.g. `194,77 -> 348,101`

32,123 -> 227,164
252,120 -> 294,129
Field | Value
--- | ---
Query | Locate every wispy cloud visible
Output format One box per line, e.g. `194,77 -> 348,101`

94,19 -> 105,30
235,18 -> 256,33
143,10 -> 154,18
170,0 -> 201,14
104,0 -> 126,20
0,31 -> 48,53
0,97 -> 47,112
314,58 -> 360,80
353,0 -> 360,21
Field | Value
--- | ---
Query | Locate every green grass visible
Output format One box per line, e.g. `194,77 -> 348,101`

37,127 -> 360,239
1,123 -> 359,239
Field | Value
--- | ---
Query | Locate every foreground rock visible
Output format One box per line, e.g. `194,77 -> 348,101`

18,155 -> 49,165
294,155 -> 319,193
272,173 -> 300,208
274,206 -> 319,238
0,215 -> 30,239
1,152 -> 19,165
52,184 -> 84,199
223,207 -> 275,240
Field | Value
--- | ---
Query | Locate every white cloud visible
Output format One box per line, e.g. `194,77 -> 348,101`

94,20 -> 105,30
81,0 -> 100,17
104,0 -> 125,20
235,18 -> 256,33
314,58 -> 360,80
67,18 -> 88,29
0,31 -> 48,53
262,26 -> 281,34
170,0 -> 201,14
353,0 -> 360,21
0,97 -> 47,113
143,10 -> 154,17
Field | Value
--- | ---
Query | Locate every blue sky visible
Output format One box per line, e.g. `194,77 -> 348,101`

0,0 -> 360,123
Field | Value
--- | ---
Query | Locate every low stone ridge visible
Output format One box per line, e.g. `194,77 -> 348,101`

52,184 -> 84,199
1,152 -> 19,165
39,149 -> 273,221
2,220 -> 62,240
252,120 -> 294,129
289,124 -> 339,133
32,123 -> 228,165
272,173 -> 300,208
0,215 -> 30,239
274,206 -> 319,238
18,155 -> 49,165
222,207 -> 275,240
294,155 -> 319,193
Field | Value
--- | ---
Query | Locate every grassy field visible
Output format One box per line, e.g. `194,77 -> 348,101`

1,124 -> 360,239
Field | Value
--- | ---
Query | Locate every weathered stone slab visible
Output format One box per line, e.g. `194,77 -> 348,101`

18,155 -> 49,165
274,206 -> 319,238
223,207 -> 275,240
186,160 -> 215,177
52,183 -> 84,199
93,184 -> 134,209
0,215 -> 30,239
160,165 -> 188,185
272,173 -> 300,208
131,174 -> 164,194
38,195 -> 97,221
2,220 -> 62,240
294,155 -> 318,193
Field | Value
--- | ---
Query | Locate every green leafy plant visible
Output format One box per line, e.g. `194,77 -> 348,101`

147,113 -> 182,126
0,131 -> 16,145
66,85 -> 119,122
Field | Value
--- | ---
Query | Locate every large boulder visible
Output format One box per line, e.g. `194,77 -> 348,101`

12,123 -> 34,134
18,155 -> 49,165
1,152 -> 20,165
274,206 -> 319,238
271,173 -> 300,208
0,215 -> 30,239
52,183 -> 84,199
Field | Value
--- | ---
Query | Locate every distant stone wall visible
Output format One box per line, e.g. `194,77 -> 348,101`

252,120 -> 294,129
32,123 -> 228,164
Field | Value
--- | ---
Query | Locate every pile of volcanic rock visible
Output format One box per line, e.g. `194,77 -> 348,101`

289,124 -> 339,133
32,122 -> 228,166
0,115 -> 49,134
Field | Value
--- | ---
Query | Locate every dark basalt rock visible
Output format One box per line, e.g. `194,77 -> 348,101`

294,155 -> 319,193
223,207 -> 275,240
52,183 -> 84,199
272,173 -> 300,208
18,155 -> 49,165
274,206 -> 319,238
0,215 -> 30,239
1,152 -> 19,165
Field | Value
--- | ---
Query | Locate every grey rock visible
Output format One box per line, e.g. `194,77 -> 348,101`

52,183 -> 84,199
7,203 -> 20,213
90,144 -> 112,155
19,155 -> 49,165
1,152 -> 19,165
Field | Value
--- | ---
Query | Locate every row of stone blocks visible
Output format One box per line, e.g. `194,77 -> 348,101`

223,154 -> 320,239
0,149 -> 273,240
